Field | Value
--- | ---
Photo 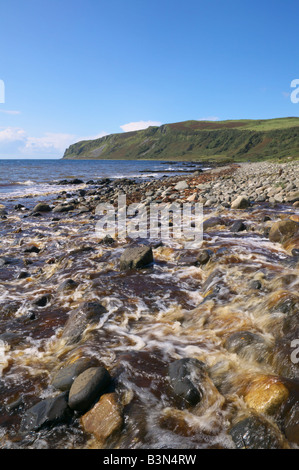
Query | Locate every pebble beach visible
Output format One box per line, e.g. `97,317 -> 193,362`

0,160 -> 298,449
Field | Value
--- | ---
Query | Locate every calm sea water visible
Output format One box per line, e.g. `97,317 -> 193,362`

0,159 -> 204,200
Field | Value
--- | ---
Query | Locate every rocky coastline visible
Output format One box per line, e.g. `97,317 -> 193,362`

0,160 -> 298,449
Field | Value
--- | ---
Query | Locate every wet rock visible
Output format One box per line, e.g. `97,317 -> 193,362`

20,392 -> 72,433
249,279 -> 262,290
17,271 -> 31,279
99,234 -> 115,245
61,301 -> 107,344
58,278 -> 79,292
0,331 -> 25,347
244,375 -> 289,415
32,294 -> 51,307
231,196 -> 249,209
119,245 -> 153,270
224,331 -> 267,358
69,178 -> 84,185
52,204 -> 75,213
168,358 -> 205,407
52,357 -> 98,391
81,392 -> 123,446
268,219 -> 299,243
196,249 -> 212,265
68,367 -> 112,413
24,245 -> 40,254
229,415 -> 289,449
283,404 -> 299,445
32,203 -> 52,213
230,220 -> 247,232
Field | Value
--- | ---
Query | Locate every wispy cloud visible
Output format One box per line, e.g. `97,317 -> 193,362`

0,109 -> 21,115
197,116 -> 220,121
120,120 -> 162,132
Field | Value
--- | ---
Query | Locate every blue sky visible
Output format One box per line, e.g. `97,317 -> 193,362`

0,0 -> 298,158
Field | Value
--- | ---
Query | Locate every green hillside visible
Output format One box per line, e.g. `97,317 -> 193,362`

62,117 -> 299,162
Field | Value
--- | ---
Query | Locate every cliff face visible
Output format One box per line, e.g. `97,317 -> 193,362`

62,118 -> 299,161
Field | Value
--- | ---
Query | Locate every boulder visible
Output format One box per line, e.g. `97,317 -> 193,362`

81,392 -> 123,446
231,196 -> 249,209
174,180 -> 189,191
20,392 -> 72,433
68,367 -> 111,413
168,358 -> 206,407
244,375 -> 289,415
53,204 -> 75,213
61,301 -> 107,344
52,357 -> 98,391
58,278 -> 79,292
268,219 -> 299,243
229,415 -> 289,449
119,245 -> 153,270
224,330 -> 268,360
230,220 -> 247,232
32,203 -> 52,213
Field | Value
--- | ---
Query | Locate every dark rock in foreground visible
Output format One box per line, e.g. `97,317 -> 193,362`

20,392 -> 72,433
229,416 -> 288,449
168,358 -> 206,407
68,367 -> 111,413
61,301 -> 107,344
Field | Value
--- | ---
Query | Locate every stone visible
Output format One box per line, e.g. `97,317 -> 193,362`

244,375 -> 289,415
224,331 -> 267,356
174,181 -> 189,191
24,245 -> 40,254
168,358 -> 206,407
62,301 -> 107,344
196,249 -> 212,265
231,196 -> 249,209
52,357 -> 97,391
229,416 -> 288,449
230,220 -> 247,232
81,392 -> 123,446
20,392 -> 72,433
284,404 -> 299,445
32,294 -> 51,307
58,278 -> 79,292
119,245 -> 153,270
32,203 -> 52,213
68,367 -> 111,413
268,219 -> 299,243
249,280 -> 262,290
53,204 -> 75,213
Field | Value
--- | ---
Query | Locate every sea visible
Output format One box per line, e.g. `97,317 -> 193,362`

0,159 -> 205,200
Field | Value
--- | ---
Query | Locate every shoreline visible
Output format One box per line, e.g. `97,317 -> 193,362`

0,160 -> 298,449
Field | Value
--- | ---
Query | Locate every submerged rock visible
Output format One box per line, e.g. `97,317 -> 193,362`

61,301 -> 107,344
268,219 -> 299,243
168,358 -> 206,407
20,392 -> 72,433
229,415 -> 289,449
244,375 -> 289,415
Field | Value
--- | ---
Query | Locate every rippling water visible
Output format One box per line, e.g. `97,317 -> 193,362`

0,159 -> 203,200
0,162 -> 298,449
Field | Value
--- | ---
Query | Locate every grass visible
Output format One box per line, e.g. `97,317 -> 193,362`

63,117 -> 299,162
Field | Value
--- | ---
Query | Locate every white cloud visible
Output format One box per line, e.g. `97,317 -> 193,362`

0,127 -> 108,158
0,109 -> 21,115
120,120 -> 162,132
197,116 -> 220,121
0,126 -> 26,143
